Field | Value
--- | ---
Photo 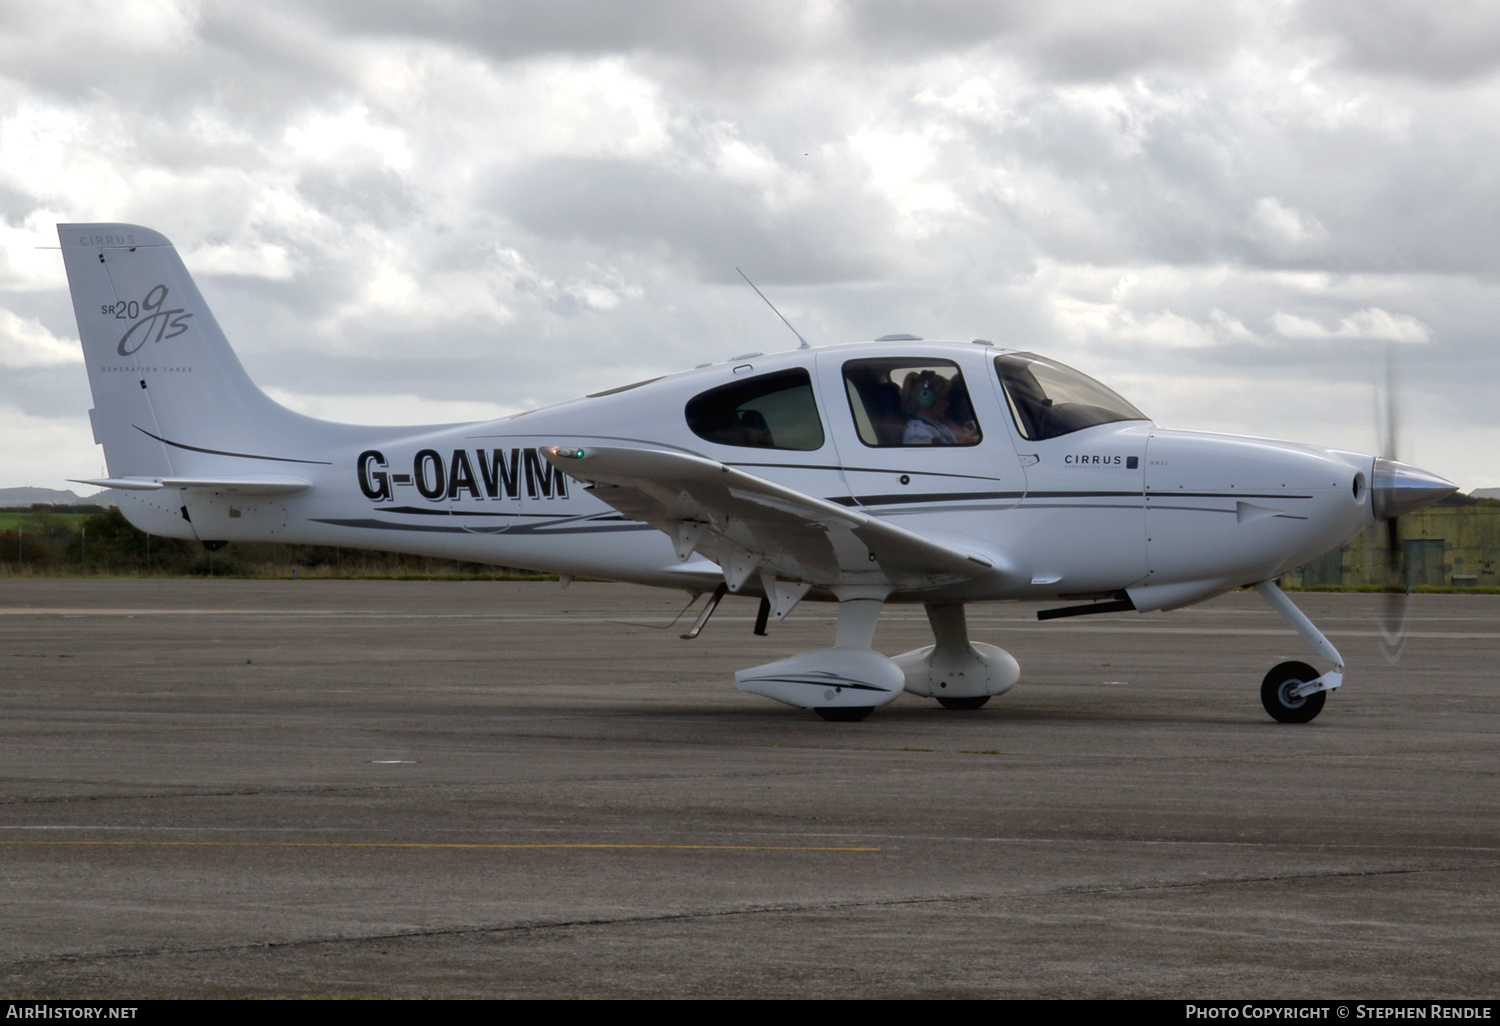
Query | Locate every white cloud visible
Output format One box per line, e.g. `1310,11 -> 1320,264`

1050,296 -> 1220,350
1270,307 -> 1431,343
0,404 -> 95,486
0,210 -> 70,290
1208,308 -> 1257,343
283,104 -> 413,171
1249,196 -> 1330,252
0,100 -> 134,216
851,128 -> 962,226
0,308 -> 80,368
180,241 -> 297,280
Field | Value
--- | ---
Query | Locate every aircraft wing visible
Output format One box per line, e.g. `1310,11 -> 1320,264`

541,445 -> 995,593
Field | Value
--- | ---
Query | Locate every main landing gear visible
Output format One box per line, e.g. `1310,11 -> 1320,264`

937,696 -> 991,711
892,603 -> 1018,713
815,706 -> 875,722
735,593 -> 1020,722
735,590 -> 905,722
1253,582 -> 1343,724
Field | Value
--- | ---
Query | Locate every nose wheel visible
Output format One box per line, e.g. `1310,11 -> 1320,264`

1260,661 -> 1327,724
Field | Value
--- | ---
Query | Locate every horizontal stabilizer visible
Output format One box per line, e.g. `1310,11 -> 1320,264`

71,476 -> 312,496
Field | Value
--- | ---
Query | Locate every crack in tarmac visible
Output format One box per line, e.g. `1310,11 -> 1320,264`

7,859 -> 1497,975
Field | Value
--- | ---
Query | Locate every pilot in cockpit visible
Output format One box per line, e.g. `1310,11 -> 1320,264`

900,370 -> 980,445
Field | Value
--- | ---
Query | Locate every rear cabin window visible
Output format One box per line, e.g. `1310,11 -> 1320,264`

684,368 -> 825,451
841,358 -> 982,447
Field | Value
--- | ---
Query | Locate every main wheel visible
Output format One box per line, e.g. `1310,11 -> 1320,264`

937,696 -> 990,710
1260,661 -> 1327,724
815,706 -> 874,722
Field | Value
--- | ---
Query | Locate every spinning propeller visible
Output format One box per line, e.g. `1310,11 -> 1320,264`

1371,350 -> 1458,662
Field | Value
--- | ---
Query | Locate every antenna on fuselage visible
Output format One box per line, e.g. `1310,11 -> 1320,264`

736,268 -> 811,350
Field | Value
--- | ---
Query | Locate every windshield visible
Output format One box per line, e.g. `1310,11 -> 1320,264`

993,353 -> 1148,441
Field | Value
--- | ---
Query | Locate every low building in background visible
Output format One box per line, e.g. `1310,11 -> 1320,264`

1284,495 -> 1500,588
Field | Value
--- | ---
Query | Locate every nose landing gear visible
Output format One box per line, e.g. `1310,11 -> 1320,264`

1253,582 -> 1343,724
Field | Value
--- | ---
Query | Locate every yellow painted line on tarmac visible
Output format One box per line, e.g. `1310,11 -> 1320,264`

0,840 -> 878,852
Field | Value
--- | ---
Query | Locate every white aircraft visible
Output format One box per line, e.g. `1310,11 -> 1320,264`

58,223 -> 1457,723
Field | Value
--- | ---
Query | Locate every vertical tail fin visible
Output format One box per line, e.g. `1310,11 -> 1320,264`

60,224 -> 340,539
59,224 -> 323,480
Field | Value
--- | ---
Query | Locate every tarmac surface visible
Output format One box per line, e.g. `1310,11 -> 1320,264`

0,578 -> 1495,999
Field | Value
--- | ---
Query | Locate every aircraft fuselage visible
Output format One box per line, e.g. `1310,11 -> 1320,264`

114,340 -> 1375,611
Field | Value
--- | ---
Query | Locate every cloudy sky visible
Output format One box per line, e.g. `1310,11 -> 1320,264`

2,0 -> 1497,491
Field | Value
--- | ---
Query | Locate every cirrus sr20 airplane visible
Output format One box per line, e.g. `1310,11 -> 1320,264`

58,224 -> 1457,723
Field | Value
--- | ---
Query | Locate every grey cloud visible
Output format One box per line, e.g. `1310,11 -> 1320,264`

0,366 -> 91,420
0,183 -> 39,228
1299,0 -> 1500,82
295,166 -> 419,231
936,71 -> 1500,277
493,157 -> 893,284
294,0 -> 1254,82
0,2 -> 360,160
302,0 -> 819,65
990,1 -> 1257,81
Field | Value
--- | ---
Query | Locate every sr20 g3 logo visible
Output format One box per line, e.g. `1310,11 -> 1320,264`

106,285 -> 193,356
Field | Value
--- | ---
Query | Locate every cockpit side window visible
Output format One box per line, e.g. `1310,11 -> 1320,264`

841,358 -> 982,447
685,368 -> 825,451
994,353 -> 1148,441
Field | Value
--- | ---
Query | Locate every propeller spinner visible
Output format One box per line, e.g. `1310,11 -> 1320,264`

1372,458 -> 1458,521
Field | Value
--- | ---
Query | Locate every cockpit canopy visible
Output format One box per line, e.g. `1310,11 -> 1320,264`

993,352 -> 1148,441
680,348 -> 1149,452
